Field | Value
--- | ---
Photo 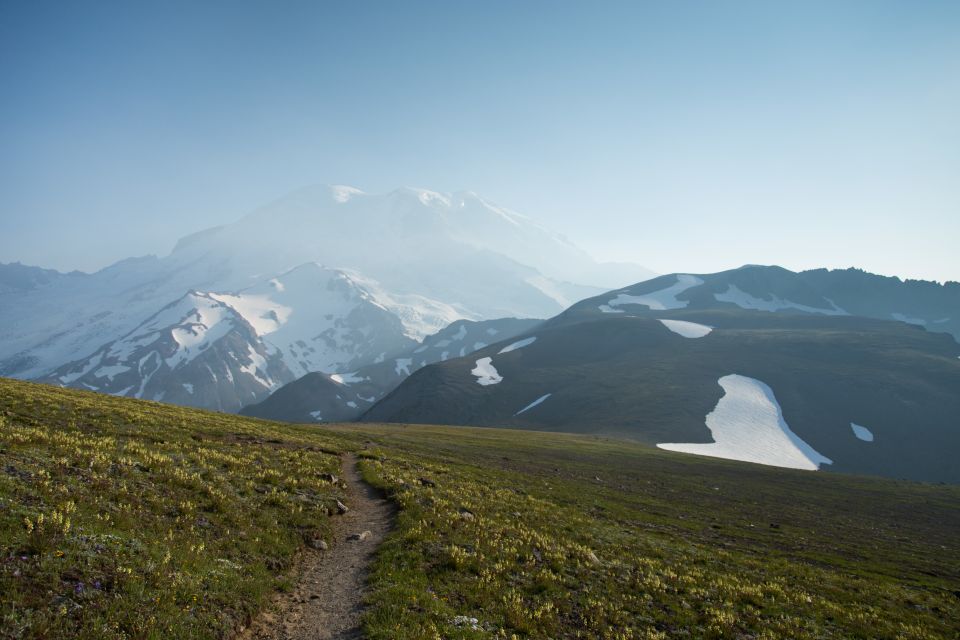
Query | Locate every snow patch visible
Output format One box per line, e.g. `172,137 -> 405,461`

93,365 -> 131,381
239,346 -> 275,388
471,357 -> 502,386
851,423 -> 874,442
715,285 -> 848,316
515,393 -> 551,416
498,337 -> 536,354
182,383 -> 194,394
211,292 -> 292,335
331,185 -> 364,203
413,188 -> 451,207
659,319 -> 713,339
58,352 -> 103,384
606,275 -> 702,311
598,304 -> 624,314
309,410 -> 324,421
395,358 -> 413,376
657,374 -> 832,471
473,341 -> 487,350
331,371 -> 364,385
891,312 -> 927,326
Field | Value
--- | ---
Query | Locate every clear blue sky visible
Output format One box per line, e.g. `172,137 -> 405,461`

1,0 -> 958,282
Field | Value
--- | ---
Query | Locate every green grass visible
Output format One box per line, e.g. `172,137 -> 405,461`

0,379 -> 346,639
345,425 -> 960,639
1,378 -> 959,639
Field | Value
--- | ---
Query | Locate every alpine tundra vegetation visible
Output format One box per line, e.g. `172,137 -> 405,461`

1,378 -> 957,639
2,1 -> 959,638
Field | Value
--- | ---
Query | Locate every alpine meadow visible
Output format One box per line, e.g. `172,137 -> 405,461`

1,2 -> 958,639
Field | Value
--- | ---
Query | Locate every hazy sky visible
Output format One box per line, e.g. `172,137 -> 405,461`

1,1 -> 958,282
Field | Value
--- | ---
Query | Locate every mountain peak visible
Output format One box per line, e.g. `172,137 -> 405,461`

329,185 -> 365,203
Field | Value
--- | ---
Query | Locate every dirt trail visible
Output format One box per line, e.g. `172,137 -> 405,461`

240,453 -> 395,640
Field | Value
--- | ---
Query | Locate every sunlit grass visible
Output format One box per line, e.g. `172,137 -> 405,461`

1,380 -> 957,639
347,425 -> 960,639
0,379 -> 345,639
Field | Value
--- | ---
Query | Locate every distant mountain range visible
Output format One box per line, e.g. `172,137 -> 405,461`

0,186 -> 651,411
359,266 -> 960,483
4,187 -> 958,482
241,317 -> 540,422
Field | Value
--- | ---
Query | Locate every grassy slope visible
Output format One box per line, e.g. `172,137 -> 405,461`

349,425 -> 960,639
0,379 -> 347,639
1,379 -> 958,639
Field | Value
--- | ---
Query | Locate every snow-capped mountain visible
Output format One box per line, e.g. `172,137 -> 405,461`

209,263 -> 418,378
38,292 -> 293,412
554,265 -> 960,342
241,317 -> 541,423
0,186 -> 650,411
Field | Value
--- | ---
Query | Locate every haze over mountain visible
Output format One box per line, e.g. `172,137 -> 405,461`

0,186 -> 651,411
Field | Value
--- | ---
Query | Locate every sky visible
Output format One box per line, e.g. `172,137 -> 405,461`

1,0 -> 958,282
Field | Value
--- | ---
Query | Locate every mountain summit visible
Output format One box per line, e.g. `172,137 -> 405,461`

0,186 -> 651,410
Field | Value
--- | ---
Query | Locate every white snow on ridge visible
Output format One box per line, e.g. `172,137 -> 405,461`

891,312 -> 927,326
211,265 -> 440,377
93,365 -> 131,380
598,304 -> 624,314
239,345 -> 277,389
603,275 -> 703,312
331,185 -> 364,203
86,293 -> 242,375
515,393 -> 551,415
331,372 -> 364,385
715,285 -> 848,316
395,358 -> 413,376
498,337 -> 537,354
850,423 -> 874,442
657,374 -> 833,471
471,357 -> 502,385
58,352 -> 103,384
659,319 -> 713,339
210,292 -> 292,335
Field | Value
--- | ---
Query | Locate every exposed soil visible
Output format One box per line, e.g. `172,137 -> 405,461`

239,454 -> 395,640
